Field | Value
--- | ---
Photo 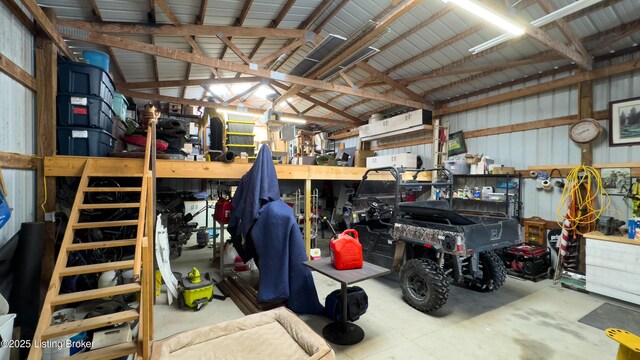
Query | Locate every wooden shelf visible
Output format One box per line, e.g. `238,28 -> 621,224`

585,231 -> 639,246
44,156 -> 369,180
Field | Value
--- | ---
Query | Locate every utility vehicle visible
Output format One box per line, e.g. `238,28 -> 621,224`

350,167 -> 522,312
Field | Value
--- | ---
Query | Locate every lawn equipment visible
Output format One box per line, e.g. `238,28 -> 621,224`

177,267 -> 225,311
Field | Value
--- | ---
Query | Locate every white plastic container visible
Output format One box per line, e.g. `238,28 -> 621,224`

444,159 -> 470,175
366,153 -> 417,168
0,314 -> 16,360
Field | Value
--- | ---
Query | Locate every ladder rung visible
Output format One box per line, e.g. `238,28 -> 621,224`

67,239 -> 137,251
60,260 -> 135,277
41,310 -> 139,340
66,341 -> 138,360
79,203 -> 140,210
73,220 -> 138,229
84,187 -> 142,192
90,172 -> 144,177
52,283 -> 141,306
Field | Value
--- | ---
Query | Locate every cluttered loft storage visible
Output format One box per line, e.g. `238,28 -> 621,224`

0,0 -> 639,359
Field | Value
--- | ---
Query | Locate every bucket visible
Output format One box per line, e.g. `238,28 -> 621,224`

0,314 -> 16,360
82,50 -> 110,73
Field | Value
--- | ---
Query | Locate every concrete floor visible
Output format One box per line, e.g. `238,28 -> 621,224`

153,235 -> 635,359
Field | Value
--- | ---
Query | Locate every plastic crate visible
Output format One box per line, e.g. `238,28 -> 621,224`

112,93 -> 128,119
58,60 -> 115,107
82,50 -> 110,72
226,120 -> 254,133
227,133 -> 254,145
57,94 -> 114,132
57,126 -> 115,157
227,144 -> 255,157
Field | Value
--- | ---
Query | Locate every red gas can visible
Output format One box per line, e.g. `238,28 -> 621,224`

214,195 -> 232,224
330,229 -> 363,270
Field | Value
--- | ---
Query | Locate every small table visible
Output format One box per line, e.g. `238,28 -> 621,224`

303,258 -> 390,345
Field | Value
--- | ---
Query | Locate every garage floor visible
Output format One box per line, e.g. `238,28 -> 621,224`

154,235 -> 633,359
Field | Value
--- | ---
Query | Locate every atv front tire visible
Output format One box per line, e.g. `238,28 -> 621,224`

468,251 -> 506,292
400,258 -> 449,313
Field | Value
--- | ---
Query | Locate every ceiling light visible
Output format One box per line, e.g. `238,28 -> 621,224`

254,85 -> 276,99
444,0 -> 524,36
280,117 -> 307,124
469,0 -> 603,53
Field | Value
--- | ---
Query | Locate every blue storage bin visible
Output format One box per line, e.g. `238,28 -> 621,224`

58,61 -> 115,107
82,50 -> 110,73
57,127 -> 115,157
57,94 -> 114,132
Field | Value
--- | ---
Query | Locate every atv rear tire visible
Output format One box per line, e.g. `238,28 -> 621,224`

400,258 -> 449,313
468,251 -> 506,292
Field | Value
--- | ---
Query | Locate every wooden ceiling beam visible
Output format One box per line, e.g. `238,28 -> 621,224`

226,83 -> 261,103
538,0 -> 589,57
56,19 -> 306,39
119,89 -> 350,126
355,62 -> 422,102
87,1 -> 126,82
314,0 -> 349,33
120,77 -> 261,90
20,0 -> 77,60
435,58 -> 640,117
242,0 -> 296,69
61,31 -> 428,109
271,81 -> 362,124
216,32 -> 252,65
256,37 -> 305,67
181,0 -> 208,99
275,0 -> 421,105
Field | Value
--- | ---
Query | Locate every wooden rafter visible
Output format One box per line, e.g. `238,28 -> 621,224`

87,1 -> 126,82
216,32 -> 251,64
271,81 -> 362,123
56,20 -> 306,39
200,0 -> 253,100
20,0 -> 78,60
314,0 -> 349,33
226,83 -> 261,103
276,0 -> 421,105
355,62 -> 422,102
61,31 -> 429,108
0,52 -> 36,91
182,0 -> 208,98
519,22 -> 592,70
119,89 -> 351,126
435,58 -> 639,117
119,77 -> 261,90
377,4 -> 452,54
339,72 -> 356,89
538,0 -> 588,57
256,38 -> 305,67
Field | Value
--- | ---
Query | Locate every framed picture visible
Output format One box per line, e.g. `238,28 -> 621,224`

601,168 -> 631,194
448,131 -> 467,156
609,96 -> 640,146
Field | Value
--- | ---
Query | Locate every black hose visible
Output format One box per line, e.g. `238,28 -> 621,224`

215,151 -> 235,163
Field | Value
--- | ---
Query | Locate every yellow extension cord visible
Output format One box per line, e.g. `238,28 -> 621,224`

556,165 -> 611,235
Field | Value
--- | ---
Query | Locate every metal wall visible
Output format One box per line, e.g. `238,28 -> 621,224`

0,2 -> 36,247
337,67 -> 640,222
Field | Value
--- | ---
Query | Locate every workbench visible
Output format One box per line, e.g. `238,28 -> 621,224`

584,231 -> 640,305
44,155 -> 371,255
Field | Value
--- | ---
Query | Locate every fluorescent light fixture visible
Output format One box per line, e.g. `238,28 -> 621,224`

444,0 -> 524,36
281,117 -> 307,124
469,0 -> 603,53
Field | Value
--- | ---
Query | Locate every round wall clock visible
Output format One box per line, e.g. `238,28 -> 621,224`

569,118 -> 603,144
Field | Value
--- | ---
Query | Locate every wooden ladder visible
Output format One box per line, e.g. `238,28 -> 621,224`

29,121 -> 156,359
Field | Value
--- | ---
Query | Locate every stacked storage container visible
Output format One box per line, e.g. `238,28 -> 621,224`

56,60 -> 116,157
226,120 -> 256,158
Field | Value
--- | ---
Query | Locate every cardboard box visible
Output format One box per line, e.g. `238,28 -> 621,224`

354,150 -> 374,167
492,166 -> 516,175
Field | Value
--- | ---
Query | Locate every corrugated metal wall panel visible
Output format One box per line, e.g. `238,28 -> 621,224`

0,2 -> 36,247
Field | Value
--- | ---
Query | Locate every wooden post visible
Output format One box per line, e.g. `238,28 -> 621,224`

305,178 -> 311,257
35,8 -> 59,291
579,81 -> 593,166
578,81 -> 593,275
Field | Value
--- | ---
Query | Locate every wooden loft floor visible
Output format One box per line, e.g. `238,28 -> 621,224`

44,156 -> 369,180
